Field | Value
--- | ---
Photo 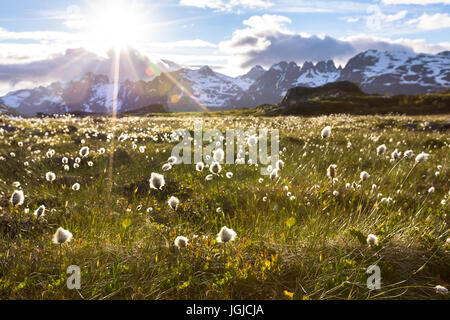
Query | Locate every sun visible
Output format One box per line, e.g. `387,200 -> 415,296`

87,2 -> 146,51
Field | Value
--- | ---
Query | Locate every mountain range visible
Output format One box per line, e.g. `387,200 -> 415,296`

1,49 -> 449,116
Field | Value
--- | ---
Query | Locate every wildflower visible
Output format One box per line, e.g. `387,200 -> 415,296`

391,149 -> 402,160
213,148 -> 225,162
62,157 -> 68,164
162,163 -> 172,171
217,226 -> 237,243
380,197 -> 392,204
72,183 -> 80,191
149,172 -> 165,190
168,196 -> 180,210
46,149 -> 55,158
276,160 -> 284,170
46,171 -> 56,182
428,186 -> 435,193
360,171 -> 370,181
174,236 -> 189,249
52,227 -> 73,244
435,285 -> 448,294
98,148 -> 106,154
196,162 -> 205,172
327,164 -> 337,179
404,150 -> 414,158
12,181 -> 20,188
10,190 -> 24,206
258,178 -> 264,183
270,168 -> 279,180
376,144 -> 386,155
333,190 -> 339,196
168,156 -> 177,164
435,171 -> 440,177
226,172 -> 233,179
206,174 -> 213,181
366,234 -> 379,247
415,152 -> 429,163
79,146 -> 89,157
34,205 -> 45,218
210,161 -> 222,175
321,126 -> 331,138
88,161 -> 93,167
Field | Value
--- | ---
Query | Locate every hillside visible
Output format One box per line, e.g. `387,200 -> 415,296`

260,82 -> 450,116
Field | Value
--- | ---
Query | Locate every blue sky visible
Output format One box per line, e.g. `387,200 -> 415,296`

0,0 -> 449,94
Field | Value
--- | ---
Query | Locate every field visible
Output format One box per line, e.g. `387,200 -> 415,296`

0,113 -> 449,300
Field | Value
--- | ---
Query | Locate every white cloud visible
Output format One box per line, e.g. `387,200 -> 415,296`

407,13 -> 450,29
149,40 -> 218,49
179,0 -> 274,11
220,14 -> 450,71
381,0 -> 450,5
343,34 -> 450,54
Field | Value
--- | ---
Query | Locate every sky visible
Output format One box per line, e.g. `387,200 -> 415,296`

0,0 -> 449,95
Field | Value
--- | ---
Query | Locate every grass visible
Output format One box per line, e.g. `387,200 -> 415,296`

0,113 -> 449,300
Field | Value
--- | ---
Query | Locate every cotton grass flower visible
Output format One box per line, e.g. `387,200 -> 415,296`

79,146 -> 89,157
174,236 -> 189,249
435,285 -> 448,294
391,149 -> 402,160
72,183 -> 80,191
415,152 -> 429,163
270,168 -> 279,180
52,227 -> 73,244
321,126 -> 331,138
217,226 -> 237,243
226,172 -> 233,179
168,196 -> 180,210
428,186 -> 435,193
366,234 -> 379,247
360,171 -> 370,181
162,163 -> 172,171
276,159 -> 284,170
10,190 -> 24,206
376,144 -> 386,155
327,164 -> 337,179
168,156 -> 177,164
210,161 -> 222,175
149,172 -> 165,190
404,150 -> 414,158
34,205 -> 45,218
206,174 -> 213,181
46,171 -> 56,182
196,161 -> 205,172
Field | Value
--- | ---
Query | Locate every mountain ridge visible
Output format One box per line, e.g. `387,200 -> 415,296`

1,49 -> 449,115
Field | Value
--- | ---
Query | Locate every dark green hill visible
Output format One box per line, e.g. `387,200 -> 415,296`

260,81 -> 450,116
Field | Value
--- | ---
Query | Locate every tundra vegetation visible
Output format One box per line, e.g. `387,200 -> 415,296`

0,113 -> 448,299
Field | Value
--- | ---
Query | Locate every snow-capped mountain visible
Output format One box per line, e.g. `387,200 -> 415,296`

1,50 -> 449,115
152,66 -> 262,109
339,50 -> 450,95
231,60 -> 341,107
0,73 -> 166,115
